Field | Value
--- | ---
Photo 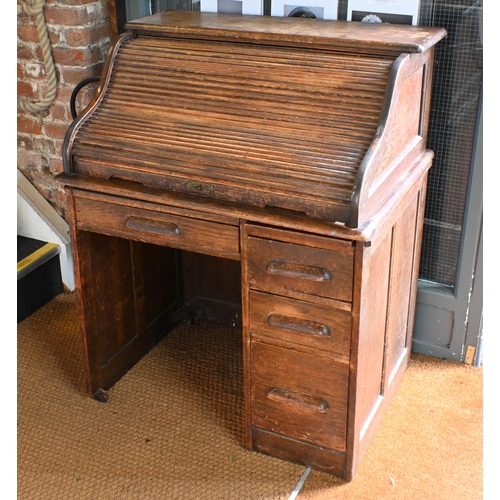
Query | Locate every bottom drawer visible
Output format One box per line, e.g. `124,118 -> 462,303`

250,341 -> 349,452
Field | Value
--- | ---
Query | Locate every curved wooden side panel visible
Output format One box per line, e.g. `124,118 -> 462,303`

350,50 -> 434,227
62,31 -> 134,174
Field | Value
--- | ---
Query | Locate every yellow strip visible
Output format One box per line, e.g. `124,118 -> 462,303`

17,243 -> 59,275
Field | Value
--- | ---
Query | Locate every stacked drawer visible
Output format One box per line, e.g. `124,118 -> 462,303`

243,224 -> 354,460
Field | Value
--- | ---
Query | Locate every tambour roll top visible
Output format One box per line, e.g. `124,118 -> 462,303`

62,12 -> 446,228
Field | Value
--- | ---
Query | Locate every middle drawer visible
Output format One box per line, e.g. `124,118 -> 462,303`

247,236 -> 353,302
249,290 -> 351,356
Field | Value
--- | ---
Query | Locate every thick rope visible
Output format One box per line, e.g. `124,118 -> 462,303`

18,0 -> 57,114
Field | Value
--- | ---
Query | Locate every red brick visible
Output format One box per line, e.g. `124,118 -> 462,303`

63,22 -> 112,47
48,28 -> 61,45
17,148 -> 44,170
18,136 -> 35,151
45,6 -> 99,27
43,122 -> 71,141
52,46 -> 103,67
17,44 -> 35,60
76,85 -> 98,107
33,138 -> 56,156
52,47 -> 84,66
49,158 -> 64,174
55,188 -> 69,215
17,63 -> 25,78
25,63 -> 46,80
49,102 -> 70,122
17,24 -> 40,44
30,173 -> 58,206
54,139 -> 65,157
33,45 -> 46,61
60,66 -> 101,85
55,84 -> 75,104
18,115 -> 43,135
31,81 -> 55,104
17,81 -> 35,99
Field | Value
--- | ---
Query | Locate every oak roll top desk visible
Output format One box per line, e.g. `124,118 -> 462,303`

58,12 -> 446,481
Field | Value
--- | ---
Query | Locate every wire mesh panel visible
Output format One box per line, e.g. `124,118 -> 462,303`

417,0 -> 483,287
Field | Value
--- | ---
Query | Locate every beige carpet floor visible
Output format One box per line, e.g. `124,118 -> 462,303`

18,292 -> 483,499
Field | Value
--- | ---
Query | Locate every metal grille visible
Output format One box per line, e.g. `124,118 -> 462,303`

417,0 -> 483,287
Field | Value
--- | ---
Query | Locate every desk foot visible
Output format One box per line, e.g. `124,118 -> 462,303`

172,307 -> 203,325
93,389 -> 109,403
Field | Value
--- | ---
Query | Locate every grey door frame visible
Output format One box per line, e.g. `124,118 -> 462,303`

412,89 -> 483,366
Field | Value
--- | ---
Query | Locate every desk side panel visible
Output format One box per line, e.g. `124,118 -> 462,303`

68,190 -> 183,395
346,177 -> 427,479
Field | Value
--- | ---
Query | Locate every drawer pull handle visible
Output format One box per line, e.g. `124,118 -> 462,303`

267,314 -> 331,337
125,216 -> 181,236
266,260 -> 331,282
267,387 -> 329,413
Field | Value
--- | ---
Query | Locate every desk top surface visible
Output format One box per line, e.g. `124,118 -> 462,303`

126,11 -> 447,55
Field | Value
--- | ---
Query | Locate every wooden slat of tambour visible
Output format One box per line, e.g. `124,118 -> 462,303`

130,36 -> 393,73
112,54 -> 390,92
110,70 -> 388,114
99,73 -> 387,134
73,135 -> 361,186
75,113 -> 372,175
90,115 -> 372,158
112,68 -> 388,103
73,140 -> 361,186
109,56 -> 389,114
73,130 -> 364,197
82,111 -> 367,166
72,140 -> 358,186
105,72 -> 386,112
113,41 -> 391,96
73,148 -> 355,200
109,88 -> 383,128
102,88 -> 382,134
74,117 -> 365,177
76,115 -> 367,165
71,159 -> 354,206
94,100 -> 378,143
90,99 -> 373,148
78,112 -> 367,168
82,114 -> 370,172
105,46 -> 389,92
72,137 -> 356,192
75,120 -> 370,180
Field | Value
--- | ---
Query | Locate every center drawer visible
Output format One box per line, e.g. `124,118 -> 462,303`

73,192 -> 240,259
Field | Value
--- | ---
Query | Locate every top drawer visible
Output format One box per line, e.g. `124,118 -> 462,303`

73,192 -> 240,259
246,228 -> 354,303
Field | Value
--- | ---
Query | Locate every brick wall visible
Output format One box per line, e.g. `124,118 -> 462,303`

17,0 -> 113,219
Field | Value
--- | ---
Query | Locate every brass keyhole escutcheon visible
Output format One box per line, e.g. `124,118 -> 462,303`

186,181 -> 215,196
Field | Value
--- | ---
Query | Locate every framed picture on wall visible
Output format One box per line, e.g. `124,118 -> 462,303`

347,0 -> 420,25
271,0 -> 338,20
200,0 -> 263,15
